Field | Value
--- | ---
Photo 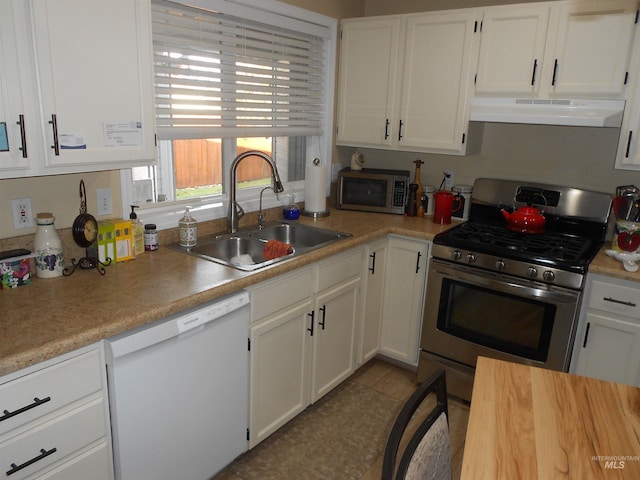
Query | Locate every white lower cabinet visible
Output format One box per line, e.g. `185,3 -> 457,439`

0,345 -> 113,480
248,247 -> 362,448
571,274 -> 640,386
358,238 -> 388,365
379,236 -> 430,366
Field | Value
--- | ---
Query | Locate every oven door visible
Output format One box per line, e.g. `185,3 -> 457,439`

419,258 -> 582,397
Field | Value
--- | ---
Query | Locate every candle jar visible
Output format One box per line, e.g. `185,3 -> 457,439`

33,213 -> 64,278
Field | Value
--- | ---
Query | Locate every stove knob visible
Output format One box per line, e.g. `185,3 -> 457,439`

452,250 -> 462,261
467,253 -> 476,264
543,270 -> 555,282
495,259 -> 506,271
527,266 -> 538,278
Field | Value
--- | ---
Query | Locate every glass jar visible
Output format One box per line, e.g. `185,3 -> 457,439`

283,194 -> 300,220
33,213 -> 64,278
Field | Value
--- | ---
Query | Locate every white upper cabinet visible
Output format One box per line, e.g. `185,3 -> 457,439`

547,0 -> 637,97
475,0 -> 637,99
336,16 -> 402,148
398,10 -> 478,153
475,3 -> 551,95
0,0 -> 156,178
337,9 -> 479,155
616,25 -> 640,171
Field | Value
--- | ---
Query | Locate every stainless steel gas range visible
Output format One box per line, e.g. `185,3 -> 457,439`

417,178 -> 612,401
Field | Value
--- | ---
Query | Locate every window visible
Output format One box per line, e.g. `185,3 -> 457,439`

121,0 -> 336,230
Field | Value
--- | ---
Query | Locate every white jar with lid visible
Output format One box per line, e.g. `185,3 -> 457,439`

424,185 -> 436,216
452,185 -> 473,220
33,213 -> 64,278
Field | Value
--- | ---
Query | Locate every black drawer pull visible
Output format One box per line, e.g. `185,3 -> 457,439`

6,447 -> 57,476
369,252 -> 376,274
604,296 -> 637,308
1,396 -> 51,422
307,311 -> 314,336
319,305 -> 327,330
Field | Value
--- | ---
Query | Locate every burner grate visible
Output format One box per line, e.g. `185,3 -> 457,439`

447,223 -> 592,263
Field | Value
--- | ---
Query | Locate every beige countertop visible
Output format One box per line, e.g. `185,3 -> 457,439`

1,208 -> 637,377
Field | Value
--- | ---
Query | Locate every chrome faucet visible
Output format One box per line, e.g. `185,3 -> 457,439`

228,150 -> 284,233
258,186 -> 275,229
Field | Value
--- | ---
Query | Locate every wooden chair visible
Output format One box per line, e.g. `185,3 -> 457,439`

382,369 -> 451,480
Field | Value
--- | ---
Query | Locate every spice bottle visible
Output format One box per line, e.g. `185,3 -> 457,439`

33,213 -> 64,278
144,224 -> 159,251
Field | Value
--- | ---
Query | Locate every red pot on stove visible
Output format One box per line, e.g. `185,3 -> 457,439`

500,206 -> 545,234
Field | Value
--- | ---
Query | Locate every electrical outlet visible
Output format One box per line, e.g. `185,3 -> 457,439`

443,170 -> 455,191
11,198 -> 34,229
96,188 -> 113,216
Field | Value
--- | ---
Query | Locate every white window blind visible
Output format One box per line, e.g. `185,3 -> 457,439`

152,0 -> 327,140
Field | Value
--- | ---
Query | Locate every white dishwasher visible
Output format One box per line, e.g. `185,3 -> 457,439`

105,291 -> 250,480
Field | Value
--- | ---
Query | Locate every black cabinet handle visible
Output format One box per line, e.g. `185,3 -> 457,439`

319,305 -> 326,330
384,119 -> 390,140
398,120 -> 404,141
531,59 -> 538,86
604,296 -> 636,308
415,251 -> 422,273
582,322 -> 591,348
1,396 -> 51,422
48,114 -> 60,156
307,311 -> 314,336
369,252 -> 376,274
625,130 -> 633,158
551,59 -> 559,86
6,447 -> 57,476
16,114 -> 27,158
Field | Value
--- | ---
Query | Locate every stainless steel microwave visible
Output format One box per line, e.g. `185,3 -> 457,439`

337,167 -> 410,215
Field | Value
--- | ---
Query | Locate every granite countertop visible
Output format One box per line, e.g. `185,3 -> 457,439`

1,208 -> 637,377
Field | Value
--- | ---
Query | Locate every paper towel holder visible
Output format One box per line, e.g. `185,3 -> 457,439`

302,157 -> 330,218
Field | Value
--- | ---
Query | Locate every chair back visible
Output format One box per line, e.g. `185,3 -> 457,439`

382,369 -> 450,480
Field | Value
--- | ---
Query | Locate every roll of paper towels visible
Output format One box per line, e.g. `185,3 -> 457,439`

305,160 -> 327,213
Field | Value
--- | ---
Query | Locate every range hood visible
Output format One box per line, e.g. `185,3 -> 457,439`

469,97 -> 625,128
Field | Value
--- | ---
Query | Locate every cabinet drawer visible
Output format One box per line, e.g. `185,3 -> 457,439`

33,442 -> 112,480
0,349 -> 103,435
0,398 -> 108,480
316,248 -> 362,292
588,279 -> 640,319
249,267 -> 313,321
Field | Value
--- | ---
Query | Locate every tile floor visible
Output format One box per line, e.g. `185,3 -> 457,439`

214,358 -> 469,480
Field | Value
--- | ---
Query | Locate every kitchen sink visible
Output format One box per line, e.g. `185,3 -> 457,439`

174,221 -> 351,271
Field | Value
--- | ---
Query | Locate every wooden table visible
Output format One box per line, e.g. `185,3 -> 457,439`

461,357 -> 640,479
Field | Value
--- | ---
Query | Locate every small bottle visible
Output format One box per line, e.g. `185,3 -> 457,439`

129,205 -> 145,256
144,224 -> 159,251
179,206 -> 197,248
33,212 -> 64,278
283,194 -> 300,220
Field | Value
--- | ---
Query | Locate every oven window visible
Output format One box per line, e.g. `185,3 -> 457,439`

341,177 -> 388,207
437,279 -> 555,361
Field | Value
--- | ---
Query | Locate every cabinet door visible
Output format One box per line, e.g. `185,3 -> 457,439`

249,300 -> 312,448
380,237 -> 429,365
359,239 -> 387,365
398,10 -> 477,153
311,278 -> 359,402
336,16 -> 402,147
574,311 -> 640,387
0,0 -> 42,177
616,36 -> 640,171
546,0 -> 636,96
475,4 -> 550,95
30,0 -> 155,172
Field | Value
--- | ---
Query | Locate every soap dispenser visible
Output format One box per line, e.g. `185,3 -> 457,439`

130,205 -> 145,256
179,206 -> 197,248
283,194 -> 300,220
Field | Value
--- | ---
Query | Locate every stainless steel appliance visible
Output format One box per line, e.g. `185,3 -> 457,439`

417,178 -> 612,401
337,167 -> 409,215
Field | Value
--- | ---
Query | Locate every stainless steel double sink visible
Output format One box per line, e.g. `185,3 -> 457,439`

175,221 -> 352,271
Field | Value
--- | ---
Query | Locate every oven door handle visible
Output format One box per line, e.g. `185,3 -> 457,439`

415,251 -> 421,274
